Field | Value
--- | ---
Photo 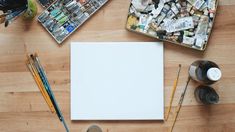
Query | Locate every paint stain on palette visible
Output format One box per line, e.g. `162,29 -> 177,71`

126,0 -> 218,51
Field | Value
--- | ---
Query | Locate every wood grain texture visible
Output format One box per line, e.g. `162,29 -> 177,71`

0,0 -> 235,132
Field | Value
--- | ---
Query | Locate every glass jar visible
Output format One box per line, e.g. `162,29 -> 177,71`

23,0 -> 37,20
189,60 -> 222,85
194,85 -> 219,104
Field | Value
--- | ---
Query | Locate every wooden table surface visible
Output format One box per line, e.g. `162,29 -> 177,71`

0,0 -> 235,132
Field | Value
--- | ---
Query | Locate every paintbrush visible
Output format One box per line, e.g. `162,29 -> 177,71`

169,77 -> 191,132
165,64 -> 182,121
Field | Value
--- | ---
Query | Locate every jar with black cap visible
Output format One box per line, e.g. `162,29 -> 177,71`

194,85 -> 219,104
189,60 -> 222,85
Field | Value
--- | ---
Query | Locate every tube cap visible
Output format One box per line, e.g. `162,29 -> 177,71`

207,68 -> 222,81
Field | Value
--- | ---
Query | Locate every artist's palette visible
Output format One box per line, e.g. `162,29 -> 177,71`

38,0 -> 108,44
126,0 -> 218,51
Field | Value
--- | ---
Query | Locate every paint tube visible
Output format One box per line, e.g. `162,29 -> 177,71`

164,17 -> 194,32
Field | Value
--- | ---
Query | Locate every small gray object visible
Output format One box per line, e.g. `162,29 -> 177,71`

87,125 -> 102,132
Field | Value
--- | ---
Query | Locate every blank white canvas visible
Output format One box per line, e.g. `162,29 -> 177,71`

71,42 -> 164,120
